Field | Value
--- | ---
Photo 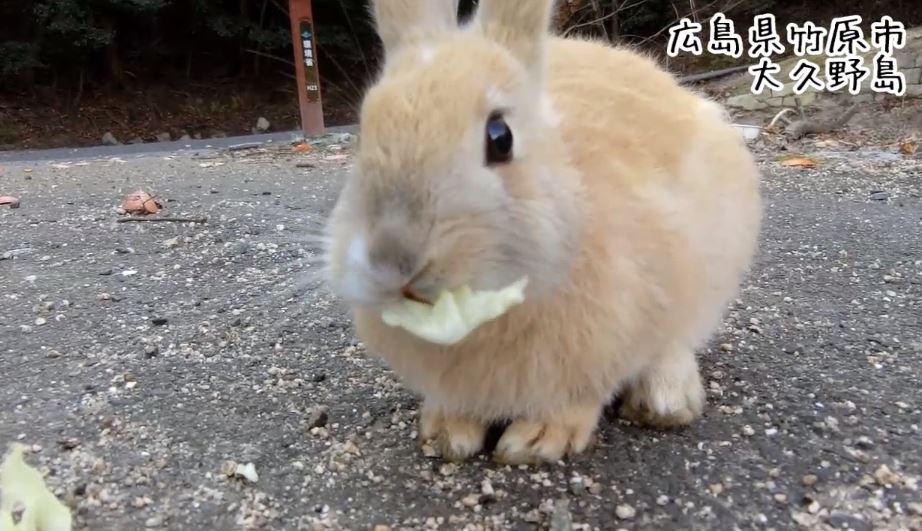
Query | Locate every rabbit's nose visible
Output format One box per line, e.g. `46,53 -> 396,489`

367,232 -> 418,287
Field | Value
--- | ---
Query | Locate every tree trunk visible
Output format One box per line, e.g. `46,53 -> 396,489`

100,15 -> 125,87
239,0 -> 249,79
608,0 -> 621,42
23,11 -> 47,90
107,41 -> 124,85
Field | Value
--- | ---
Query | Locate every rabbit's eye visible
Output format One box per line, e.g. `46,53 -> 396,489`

485,112 -> 513,165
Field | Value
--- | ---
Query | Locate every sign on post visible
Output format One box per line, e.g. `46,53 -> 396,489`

289,0 -> 324,136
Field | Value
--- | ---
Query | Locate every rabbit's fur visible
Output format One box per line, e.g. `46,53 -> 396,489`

322,0 -> 762,464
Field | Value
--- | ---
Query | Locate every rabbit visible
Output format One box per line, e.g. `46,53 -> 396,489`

320,0 -> 762,465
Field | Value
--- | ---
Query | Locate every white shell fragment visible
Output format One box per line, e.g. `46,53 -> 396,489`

380,277 -> 529,345
233,462 -> 259,483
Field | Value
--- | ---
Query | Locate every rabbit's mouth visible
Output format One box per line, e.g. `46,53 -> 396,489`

399,260 -> 434,305
401,284 -> 430,305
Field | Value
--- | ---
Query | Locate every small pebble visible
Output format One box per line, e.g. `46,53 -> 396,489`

133,496 -> 152,508
461,494 -> 480,508
802,474 -> 818,487
615,504 -> 636,520
219,460 -> 237,476
481,479 -> 495,497
58,438 -> 80,451
306,406 -> 329,429
873,464 -> 901,486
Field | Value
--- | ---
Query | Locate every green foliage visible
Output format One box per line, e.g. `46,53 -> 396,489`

33,0 -> 112,50
1,0 -> 919,94
0,42 -> 42,76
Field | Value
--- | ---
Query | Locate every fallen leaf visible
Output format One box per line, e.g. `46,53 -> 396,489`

121,190 -> 161,215
899,141 -> 917,155
292,143 -> 313,153
779,156 -> 817,168
814,139 -> 841,148
0,196 -> 20,208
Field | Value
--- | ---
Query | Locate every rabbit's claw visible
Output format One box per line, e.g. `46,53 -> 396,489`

493,404 -> 600,465
419,405 -> 488,462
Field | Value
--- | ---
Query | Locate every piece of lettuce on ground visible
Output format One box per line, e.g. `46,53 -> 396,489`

0,443 -> 72,531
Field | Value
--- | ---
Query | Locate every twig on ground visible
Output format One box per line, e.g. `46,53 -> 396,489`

677,65 -> 750,84
794,96 -> 807,120
766,108 -> 797,131
227,142 -> 263,152
785,104 -> 859,140
116,216 -> 207,224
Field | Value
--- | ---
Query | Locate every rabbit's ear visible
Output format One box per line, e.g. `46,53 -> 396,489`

471,0 -> 556,75
370,0 -> 459,58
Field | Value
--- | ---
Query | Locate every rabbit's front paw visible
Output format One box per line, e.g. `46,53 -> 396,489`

419,405 -> 488,462
493,404 -> 601,465
619,346 -> 706,429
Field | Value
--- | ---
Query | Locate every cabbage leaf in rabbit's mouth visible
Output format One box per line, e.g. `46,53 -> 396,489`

380,276 -> 529,345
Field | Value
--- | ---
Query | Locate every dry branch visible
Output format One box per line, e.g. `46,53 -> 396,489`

785,104 -> 859,140
677,65 -> 750,84
116,216 -> 207,224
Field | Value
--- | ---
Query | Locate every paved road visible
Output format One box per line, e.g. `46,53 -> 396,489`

0,126 -> 357,164
1,143 -> 920,530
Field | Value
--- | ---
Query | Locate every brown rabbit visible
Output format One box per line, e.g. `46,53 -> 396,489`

321,0 -> 762,464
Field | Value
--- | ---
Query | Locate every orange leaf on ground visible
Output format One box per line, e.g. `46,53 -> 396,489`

899,141 -> 917,155
121,190 -> 161,215
779,156 -> 817,168
292,143 -> 313,153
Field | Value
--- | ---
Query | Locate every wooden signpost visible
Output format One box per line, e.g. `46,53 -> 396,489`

289,0 -> 324,137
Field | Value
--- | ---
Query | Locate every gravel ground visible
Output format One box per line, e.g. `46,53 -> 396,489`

1,139 -> 921,531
